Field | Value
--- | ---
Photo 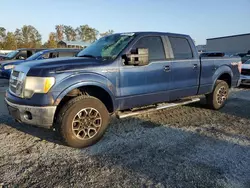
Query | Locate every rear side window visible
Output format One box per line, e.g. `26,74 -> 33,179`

58,52 -> 76,57
169,37 -> 193,59
133,36 -> 165,61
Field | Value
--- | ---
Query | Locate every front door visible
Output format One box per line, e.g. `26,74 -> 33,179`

119,35 -> 171,110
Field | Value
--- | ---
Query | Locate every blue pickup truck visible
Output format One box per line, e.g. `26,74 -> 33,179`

5,32 -> 241,148
0,48 -> 80,79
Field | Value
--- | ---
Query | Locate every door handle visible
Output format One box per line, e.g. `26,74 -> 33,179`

164,65 -> 171,72
193,64 -> 198,69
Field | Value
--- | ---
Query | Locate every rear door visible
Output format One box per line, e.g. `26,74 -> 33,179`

168,36 -> 200,100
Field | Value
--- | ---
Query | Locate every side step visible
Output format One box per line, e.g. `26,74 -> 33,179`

116,98 -> 200,119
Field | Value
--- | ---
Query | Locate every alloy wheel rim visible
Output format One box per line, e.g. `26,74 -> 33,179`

72,108 -> 102,140
216,86 -> 227,105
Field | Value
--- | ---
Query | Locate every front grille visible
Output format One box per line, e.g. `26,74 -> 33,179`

12,70 -> 19,77
9,70 -> 25,97
241,69 -> 250,76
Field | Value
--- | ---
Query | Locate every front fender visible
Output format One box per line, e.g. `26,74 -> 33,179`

52,73 -> 116,106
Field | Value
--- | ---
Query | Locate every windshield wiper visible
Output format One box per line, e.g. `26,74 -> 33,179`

78,54 -> 97,59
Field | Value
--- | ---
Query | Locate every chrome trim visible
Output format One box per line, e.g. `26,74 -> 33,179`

117,98 -> 200,119
10,84 -> 16,88
9,70 -> 26,98
11,75 -> 18,80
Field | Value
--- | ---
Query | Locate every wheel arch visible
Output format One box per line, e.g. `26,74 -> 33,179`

217,73 -> 232,87
54,81 -> 116,117
213,66 -> 233,89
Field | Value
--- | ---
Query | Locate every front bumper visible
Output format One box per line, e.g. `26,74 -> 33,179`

240,75 -> 250,85
5,98 -> 57,128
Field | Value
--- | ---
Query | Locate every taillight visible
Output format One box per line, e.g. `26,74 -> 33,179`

238,61 -> 242,73
231,61 -> 242,73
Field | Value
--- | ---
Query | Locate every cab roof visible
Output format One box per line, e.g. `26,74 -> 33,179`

117,31 -> 190,38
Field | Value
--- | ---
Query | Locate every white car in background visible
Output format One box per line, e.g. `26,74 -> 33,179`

240,59 -> 250,85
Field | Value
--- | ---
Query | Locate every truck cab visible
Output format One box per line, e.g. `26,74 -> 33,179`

5,32 -> 241,148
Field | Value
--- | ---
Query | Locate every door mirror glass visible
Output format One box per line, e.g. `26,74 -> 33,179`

124,48 -> 149,66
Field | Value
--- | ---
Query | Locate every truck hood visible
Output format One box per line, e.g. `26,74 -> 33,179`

1,60 -> 24,66
0,55 -> 6,59
15,57 -> 105,76
0,55 -> 13,61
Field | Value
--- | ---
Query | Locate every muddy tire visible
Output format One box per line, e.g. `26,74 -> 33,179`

206,80 -> 229,110
56,95 -> 110,148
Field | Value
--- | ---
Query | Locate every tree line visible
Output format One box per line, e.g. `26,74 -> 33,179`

0,25 -> 114,50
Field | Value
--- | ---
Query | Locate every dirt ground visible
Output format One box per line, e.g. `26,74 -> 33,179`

0,81 -> 250,187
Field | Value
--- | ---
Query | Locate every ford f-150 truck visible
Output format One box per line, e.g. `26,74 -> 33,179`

5,32 -> 242,148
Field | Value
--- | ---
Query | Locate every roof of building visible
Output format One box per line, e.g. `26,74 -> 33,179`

58,40 -> 91,47
207,33 -> 250,40
196,45 -> 206,47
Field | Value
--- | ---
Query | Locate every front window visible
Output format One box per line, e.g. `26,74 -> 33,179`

133,36 -> 166,61
77,33 -> 136,60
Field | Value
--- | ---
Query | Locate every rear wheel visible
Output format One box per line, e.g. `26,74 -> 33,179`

206,80 -> 229,110
56,95 -> 110,148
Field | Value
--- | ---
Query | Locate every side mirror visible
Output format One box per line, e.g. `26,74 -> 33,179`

124,48 -> 149,66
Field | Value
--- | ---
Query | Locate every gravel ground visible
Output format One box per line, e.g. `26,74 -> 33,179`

0,83 -> 250,188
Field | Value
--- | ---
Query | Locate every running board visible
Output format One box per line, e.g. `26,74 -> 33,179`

116,98 -> 200,119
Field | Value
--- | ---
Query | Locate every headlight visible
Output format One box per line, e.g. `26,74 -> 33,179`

24,77 -> 55,98
4,65 -> 15,70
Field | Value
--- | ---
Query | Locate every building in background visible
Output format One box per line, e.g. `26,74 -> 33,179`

206,33 -> 250,54
57,40 -> 91,49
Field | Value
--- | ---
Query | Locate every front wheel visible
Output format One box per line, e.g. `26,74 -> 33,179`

206,80 -> 229,110
56,95 -> 110,148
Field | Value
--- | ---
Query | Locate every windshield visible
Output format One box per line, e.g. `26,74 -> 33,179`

77,33 -> 135,60
6,50 -> 19,59
26,51 -> 43,61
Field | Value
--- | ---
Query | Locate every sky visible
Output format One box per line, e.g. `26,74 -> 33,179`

1,0 -> 250,45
